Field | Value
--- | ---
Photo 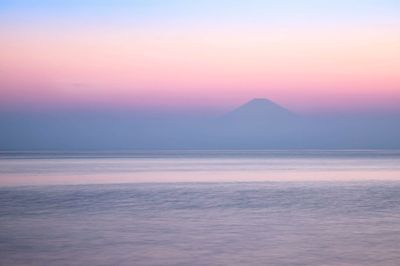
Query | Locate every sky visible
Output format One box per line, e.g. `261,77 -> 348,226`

1,0 -> 400,114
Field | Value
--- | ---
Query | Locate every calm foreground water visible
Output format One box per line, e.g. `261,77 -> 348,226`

0,151 -> 400,265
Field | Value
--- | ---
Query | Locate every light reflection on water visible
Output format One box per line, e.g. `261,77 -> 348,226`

1,182 -> 400,266
0,151 -> 400,265
0,150 -> 399,186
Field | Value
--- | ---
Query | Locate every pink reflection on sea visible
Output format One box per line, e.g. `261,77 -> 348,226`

1,151 -> 399,186
1,169 -> 400,187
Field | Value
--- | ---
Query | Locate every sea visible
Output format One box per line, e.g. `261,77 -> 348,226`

0,150 -> 400,266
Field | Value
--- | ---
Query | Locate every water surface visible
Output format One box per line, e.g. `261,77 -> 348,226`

0,151 -> 400,265
1,150 -> 399,186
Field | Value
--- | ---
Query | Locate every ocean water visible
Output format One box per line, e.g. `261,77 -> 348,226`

0,151 -> 400,265
1,150 -> 400,186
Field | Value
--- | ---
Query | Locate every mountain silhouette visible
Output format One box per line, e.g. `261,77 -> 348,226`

222,98 -> 297,126
208,98 -> 302,148
1,97 -> 399,150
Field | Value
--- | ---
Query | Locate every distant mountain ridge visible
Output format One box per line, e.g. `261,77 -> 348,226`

1,97 -> 400,150
225,98 -> 294,117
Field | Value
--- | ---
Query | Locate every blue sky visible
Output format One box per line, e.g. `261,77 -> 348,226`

1,0 -> 400,28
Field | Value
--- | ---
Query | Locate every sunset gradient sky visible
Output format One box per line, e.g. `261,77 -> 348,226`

1,0 -> 400,114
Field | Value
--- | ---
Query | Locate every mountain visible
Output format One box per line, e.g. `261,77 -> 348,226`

1,98 -> 400,150
221,98 -> 298,126
201,98 -> 303,148
224,98 -> 296,121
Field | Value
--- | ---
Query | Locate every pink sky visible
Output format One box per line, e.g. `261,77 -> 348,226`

1,2 -> 400,114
